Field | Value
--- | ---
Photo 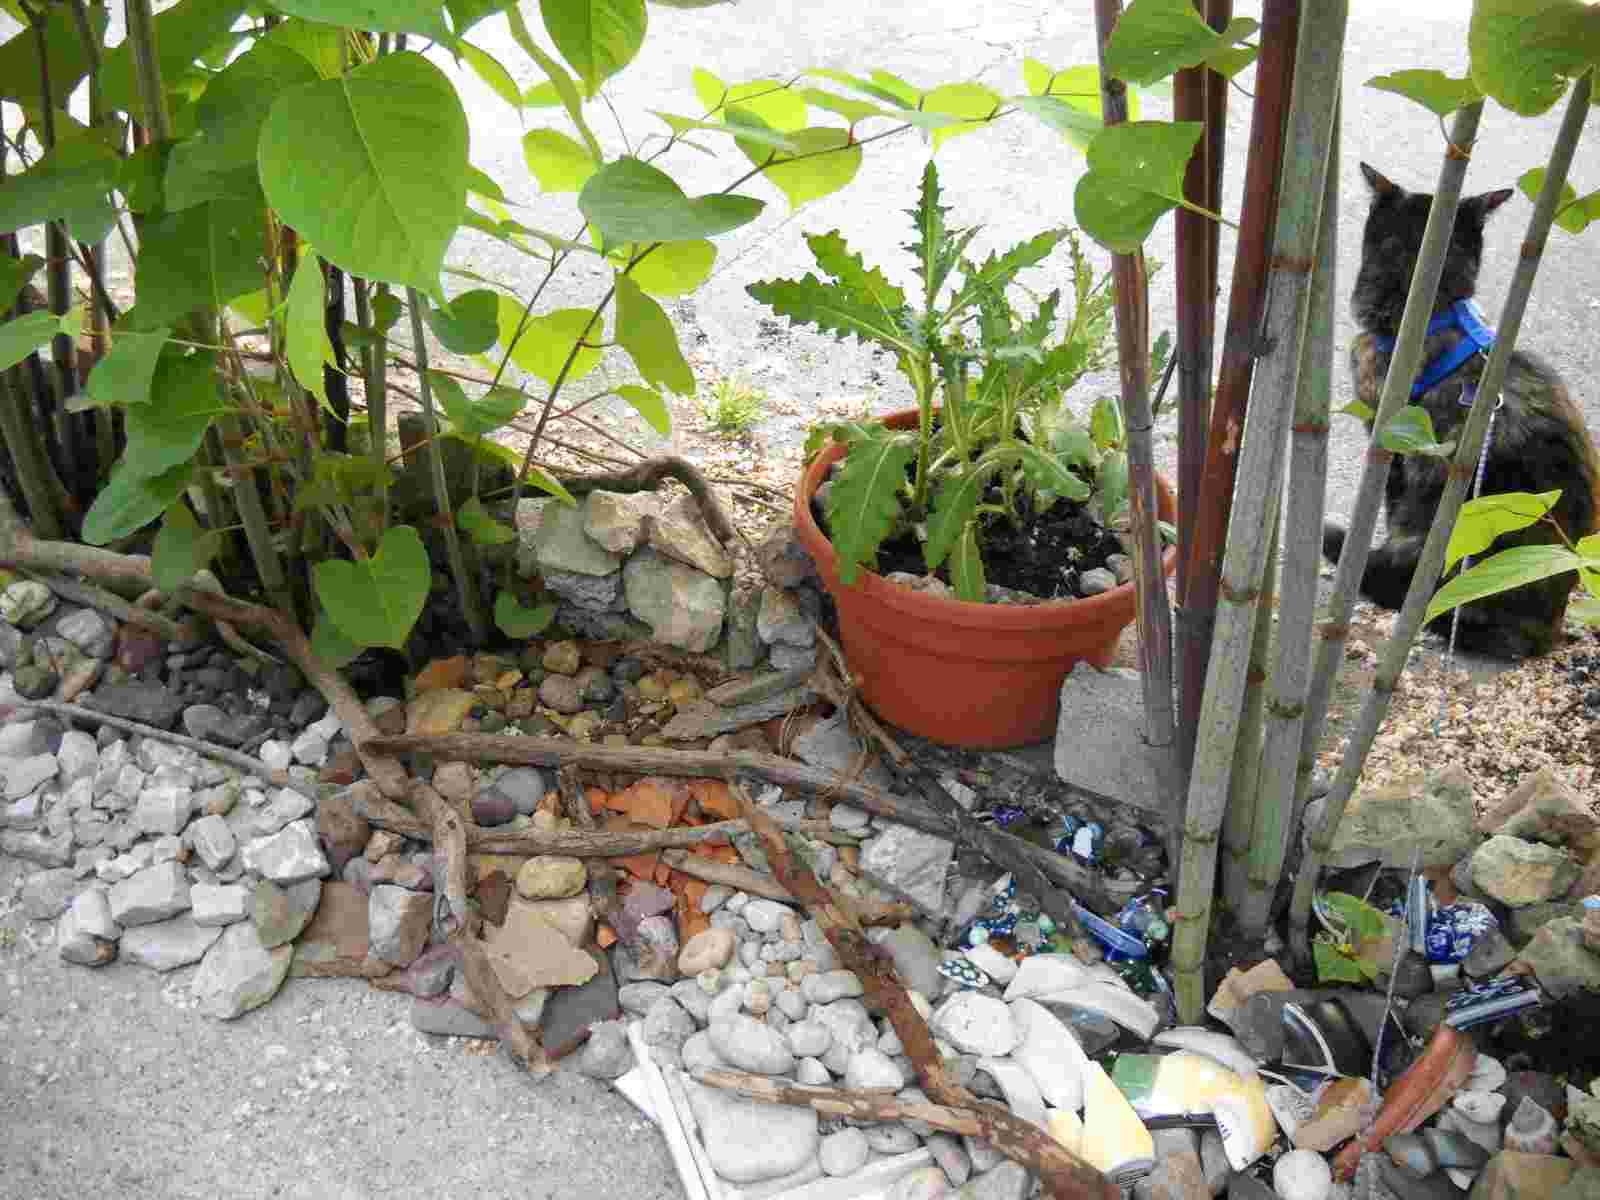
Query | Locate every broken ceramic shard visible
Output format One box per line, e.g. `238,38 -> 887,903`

1079,1059 -> 1156,1184
1110,1050 -> 1275,1170
1152,1026 -> 1259,1080
1008,997 -> 1090,1112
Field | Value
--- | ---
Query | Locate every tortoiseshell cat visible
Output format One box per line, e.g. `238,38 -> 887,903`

1323,164 -> 1600,658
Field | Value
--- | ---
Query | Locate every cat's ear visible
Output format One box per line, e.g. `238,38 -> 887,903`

1360,163 -> 1400,199
1464,187 -> 1516,222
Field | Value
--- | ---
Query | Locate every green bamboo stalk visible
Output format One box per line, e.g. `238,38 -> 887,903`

1236,107 -> 1340,940
124,0 -> 171,135
1093,0 -> 1180,851
1290,72 -> 1592,961
406,288 -> 487,645
0,369 -> 67,540
1170,0 -> 1347,1023
1218,503 -> 1280,911
350,277 -> 389,537
1290,101 -> 1487,853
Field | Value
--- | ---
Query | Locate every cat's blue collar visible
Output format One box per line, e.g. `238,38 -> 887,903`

1373,299 -> 1496,401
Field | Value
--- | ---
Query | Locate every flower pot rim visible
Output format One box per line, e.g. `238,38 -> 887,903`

792,406 -> 1178,632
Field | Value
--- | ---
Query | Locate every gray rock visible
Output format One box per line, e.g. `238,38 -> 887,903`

684,1079 -> 819,1184
484,767 -> 548,818
0,580 -> 55,627
705,669 -> 813,708
187,814 -> 236,871
538,674 -> 585,714
647,493 -> 734,579
708,1014 -> 795,1075
819,1127 -> 870,1177
190,920 -> 294,1019
519,496 -> 624,577
1509,900 -> 1585,946
252,878 -> 321,948
755,524 -> 817,589
572,1019 -> 633,1079
134,782 -> 193,836
582,490 -> 656,554
618,981 -> 672,1016
1471,835 -> 1580,906
4,753 -> 57,800
242,787 -> 316,838
241,819 -> 329,883
57,886 -> 120,964
642,996 -> 696,1054
742,899 -> 792,934
191,882 -> 250,926
85,681 -> 185,729
410,997 -> 496,1039
861,823 -> 953,915
792,712 -> 894,788
721,588 -> 763,672
681,1030 -> 727,1076
671,978 -> 714,1024
108,861 -> 190,926
1053,663 -> 1167,815
961,1162 -> 1031,1200
543,566 -> 622,611
20,866 -> 79,920
844,1047 -> 905,1090
927,1133 -> 972,1187
802,970 -> 864,1005
865,1124 -> 921,1155
1303,765 -> 1479,871
795,1056 -> 831,1085
786,1020 -> 832,1058
54,732 -> 98,784
55,608 -> 114,658
830,805 -> 872,831
368,884 -> 433,966
1515,917 -> 1600,999
756,585 -> 814,647
0,620 -> 24,669
119,913 -> 225,971
623,547 -> 726,653
181,705 -> 268,747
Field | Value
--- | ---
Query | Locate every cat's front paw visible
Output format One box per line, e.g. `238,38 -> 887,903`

1322,522 -> 1349,565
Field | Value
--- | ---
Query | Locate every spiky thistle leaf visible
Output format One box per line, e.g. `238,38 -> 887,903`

925,463 -> 989,571
826,426 -> 917,584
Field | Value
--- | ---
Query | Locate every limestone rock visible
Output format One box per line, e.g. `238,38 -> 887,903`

190,882 -> 250,927
756,585 -> 814,647
623,548 -> 726,652
709,1014 -> 795,1075
108,861 -> 190,927
1472,835 -> 1580,906
1514,917 -> 1600,999
1479,768 -> 1600,852
861,822 -> 953,914
190,920 -> 293,1019
119,913 -> 224,971
368,884 -> 433,966
684,1079 -> 819,1184
520,496 -> 623,577
1304,765 -> 1479,870
483,899 -> 597,995
647,493 -> 733,579
241,819 -> 330,884
57,887 -> 120,965
253,878 -> 321,948
582,490 -> 656,554
290,882 -> 381,978
406,688 -> 476,735
515,855 -> 587,899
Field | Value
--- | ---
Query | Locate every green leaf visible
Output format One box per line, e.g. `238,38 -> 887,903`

263,16 -> 345,80
1338,399 -> 1376,423
949,524 -> 986,602
494,590 -> 557,638
1090,394 -> 1124,451
0,132 -> 119,244
268,0 -> 449,39
615,275 -> 694,396
424,288 -> 501,354
286,254 -> 334,408
926,467 -> 986,571
151,503 -> 222,593
99,0 -> 249,124
259,52 -> 469,296
616,383 -> 672,437
506,3 -> 603,160
1017,443 -> 1091,503
579,157 -> 765,243
1446,490 -> 1562,571
1519,167 -> 1600,234
804,230 -> 907,310
523,81 -> 563,107
133,190 -> 269,328
310,608 -> 364,670
313,525 -> 432,650
630,239 -> 716,296
807,68 -> 917,111
1367,69 -> 1484,117
1012,95 -> 1104,153
165,41 -> 321,211
746,274 -> 914,356
1095,452 -> 1130,523
82,328 -> 173,410
459,39 -> 523,112
457,495 -> 517,545
1313,939 -> 1370,985
81,460 -> 193,546
657,109 -> 801,151
723,79 -> 808,130
755,127 -> 862,210
496,296 -> 602,383
1074,121 -> 1203,252
1105,0 -> 1260,86
0,254 -> 43,309
1426,543 -> 1592,624
522,127 -> 598,193
1470,0 -> 1600,116
467,164 -> 510,204
440,376 -> 526,436
540,0 -> 647,96
122,354 -> 224,479
449,0 -> 515,36
1569,593 -> 1600,625
0,4 -> 100,108
826,427 -> 917,585
801,87 -> 889,124
0,308 -> 81,373
1323,891 -> 1390,941
920,82 -> 1002,151
1377,405 -> 1455,457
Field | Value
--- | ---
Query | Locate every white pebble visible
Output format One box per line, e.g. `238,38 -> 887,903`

1273,1149 -> 1332,1200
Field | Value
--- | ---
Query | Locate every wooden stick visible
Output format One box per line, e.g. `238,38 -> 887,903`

659,849 -> 913,925
28,571 -> 191,641
555,454 -> 743,548
730,784 -> 1116,1200
5,697 -> 320,800
457,928 -> 549,1075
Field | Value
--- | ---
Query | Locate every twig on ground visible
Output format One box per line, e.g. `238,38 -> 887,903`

555,455 -> 745,548
658,848 -> 912,925
27,572 -> 194,641
5,697 -> 319,799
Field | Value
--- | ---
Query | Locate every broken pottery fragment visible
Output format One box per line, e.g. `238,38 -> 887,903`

1079,1060 -> 1155,1185
1111,1051 -> 1274,1171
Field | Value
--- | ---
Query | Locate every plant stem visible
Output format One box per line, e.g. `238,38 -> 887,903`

406,288 -> 487,645
1289,74 -> 1591,962
1177,0 -> 1299,779
0,369 -> 67,541
1092,0 -> 1180,858
124,0 -> 170,135
1237,110 -> 1338,939
1171,0 -> 1345,1023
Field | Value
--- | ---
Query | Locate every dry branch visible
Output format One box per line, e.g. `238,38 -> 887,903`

731,784 -> 1115,1200
555,454 -> 743,548
658,849 -> 913,925
28,571 -> 192,640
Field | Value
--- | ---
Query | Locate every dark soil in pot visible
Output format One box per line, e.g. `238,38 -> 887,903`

815,468 -> 1123,600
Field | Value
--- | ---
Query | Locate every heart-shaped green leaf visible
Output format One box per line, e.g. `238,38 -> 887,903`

1519,166 -> 1600,234
1104,0 -> 1260,85
494,590 -> 557,638
1367,70 -> 1483,117
630,239 -> 716,297
458,39 -> 522,112
122,354 -> 224,480
615,275 -> 694,396
0,131 -> 119,243
424,288 -> 501,354
82,461 -> 193,546
259,52 -> 468,296
151,502 -> 223,593
580,157 -> 764,244
921,82 -> 1002,151
1377,405 -> 1454,458
540,0 -> 647,97
756,128 -> 862,210
313,525 -> 431,649
496,296 -> 603,383
286,254 -> 334,408
310,608 -> 364,669
1470,0 -> 1600,116
1446,490 -> 1561,571
0,308 -> 81,373
1426,543 -> 1592,625
438,373 -> 527,436
458,495 -> 517,545
269,0 -> 449,39
134,189 -> 269,328
616,383 -> 672,437
522,127 -> 597,193
80,327 -> 173,410
1073,120 -> 1203,252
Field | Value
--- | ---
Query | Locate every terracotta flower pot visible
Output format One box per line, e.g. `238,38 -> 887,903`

793,408 -> 1178,749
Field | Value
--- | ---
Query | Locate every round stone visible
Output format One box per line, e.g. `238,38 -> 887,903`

708,1014 -> 795,1075
819,1128 -> 870,1177
542,640 -> 582,675
538,674 -> 585,714
1273,1149 -> 1332,1200
795,1057 -> 831,1085
678,927 -> 736,975
742,898 -> 791,933
786,1020 -> 832,1059
844,1047 -> 905,1091
515,856 -> 587,899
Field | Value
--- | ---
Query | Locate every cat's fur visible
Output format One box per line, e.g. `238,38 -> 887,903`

1323,163 -> 1600,658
